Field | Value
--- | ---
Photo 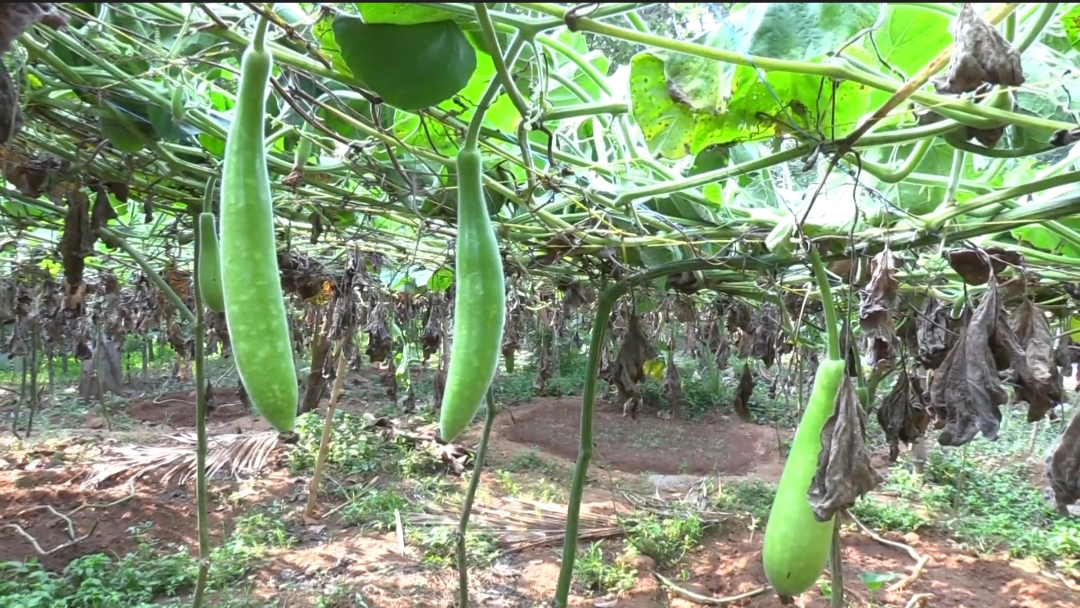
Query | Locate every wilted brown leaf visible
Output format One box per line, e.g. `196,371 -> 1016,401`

826,256 -> 871,287
1044,405 -> 1080,514
733,362 -> 754,422
58,190 -> 93,313
610,312 -> 658,419
105,181 -> 129,203
808,375 -> 884,521
916,298 -> 954,368
859,250 -> 899,366
0,61 -> 21,145
673,296 -> 696,323
946,247 -> 1023,285
364,302 -> 392,363
91,184 -> 120,248
0,4 -> 67,54
751,306 -> 779,367
666,271 -> 704,295
965,124 -> 1005,148
932,3 -> 1025,95
1007,300 -> 1064,422
930,281 -> 1006,446
725,300 -> 752,333
875,369 -> 930,462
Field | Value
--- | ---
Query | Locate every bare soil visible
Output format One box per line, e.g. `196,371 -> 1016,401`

0,466 -> 299,571
125,387 -> 255,428
0,391 -> 1075,607
498,396 -> 792,478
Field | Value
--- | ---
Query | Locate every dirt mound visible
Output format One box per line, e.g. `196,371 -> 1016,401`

498,397 -> 792,477
126,387 -> 251,427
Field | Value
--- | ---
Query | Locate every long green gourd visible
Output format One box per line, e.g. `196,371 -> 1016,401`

196,212 -> 225,313
218,14 -> 298,433
761,247 -> 843,599
438,143 -> 506,442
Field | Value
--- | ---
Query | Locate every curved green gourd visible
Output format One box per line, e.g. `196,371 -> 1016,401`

438,145 -> 506,442
218,16 -> 298,433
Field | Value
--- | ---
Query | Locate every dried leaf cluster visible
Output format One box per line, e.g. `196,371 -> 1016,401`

0,4 -> 68,144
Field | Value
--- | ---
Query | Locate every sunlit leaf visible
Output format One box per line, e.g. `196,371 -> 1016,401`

333,15 -> 477,111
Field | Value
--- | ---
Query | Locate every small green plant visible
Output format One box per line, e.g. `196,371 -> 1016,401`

287,410 -> 385,475
714,478 -> 777,521
573,542 -> 636,595
850,496 -> 930,534
506,451 -> 561,476
0,526 -> 197,607
414,526 -> 501,569
315,583 -> 369,608
626,512 -> 704,567
339,488 -> 414,531
858,571 -> 902,604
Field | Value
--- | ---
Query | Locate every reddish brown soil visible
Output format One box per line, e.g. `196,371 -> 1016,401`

0,467 -> 284,570
661,522 -> 1074,608
489,397 -> 1076,607
2,389 -> 1076,607
125,387 -> 252,427
498,396 -> 792,477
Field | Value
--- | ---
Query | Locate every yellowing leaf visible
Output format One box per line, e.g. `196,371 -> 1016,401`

643,358 -> 666,381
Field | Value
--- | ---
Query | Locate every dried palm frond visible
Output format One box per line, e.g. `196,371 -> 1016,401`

407,496 -> 622,552
80,431 -> 281,489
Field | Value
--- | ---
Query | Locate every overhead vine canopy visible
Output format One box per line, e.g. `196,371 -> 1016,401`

5,6 -> 1080,600
2,2 -> 1080,297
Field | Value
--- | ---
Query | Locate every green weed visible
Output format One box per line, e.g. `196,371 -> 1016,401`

573,542 -> 636,595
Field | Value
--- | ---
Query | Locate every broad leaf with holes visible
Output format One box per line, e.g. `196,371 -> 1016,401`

629,4 -> 880,159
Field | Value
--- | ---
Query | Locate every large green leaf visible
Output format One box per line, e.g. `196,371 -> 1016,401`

1060,5 -> 1080,47
97,103 -> 156,153
437,34 -> 524,135
688,147 -> 730,204
356,4 -> 458,25
867,5 -> 952,77
332,16 -> 477,111
727,3 -> 882,61
314,16 -> 354,77
1013,43 -> 1080,141
628,4 -> 879,160
628,52 -> 698,159
728,144 -> 780,209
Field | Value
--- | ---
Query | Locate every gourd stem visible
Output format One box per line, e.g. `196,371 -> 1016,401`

554,258 -> 741,607
830,518 -> 844,608
457,389 -> 498,608
464,32 -> 527,151
191,212 -> 211,608
475,3 -> 530,118
1015,3 -> 1058,54
809,246 -> 841,362
252,11 -> 271,52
